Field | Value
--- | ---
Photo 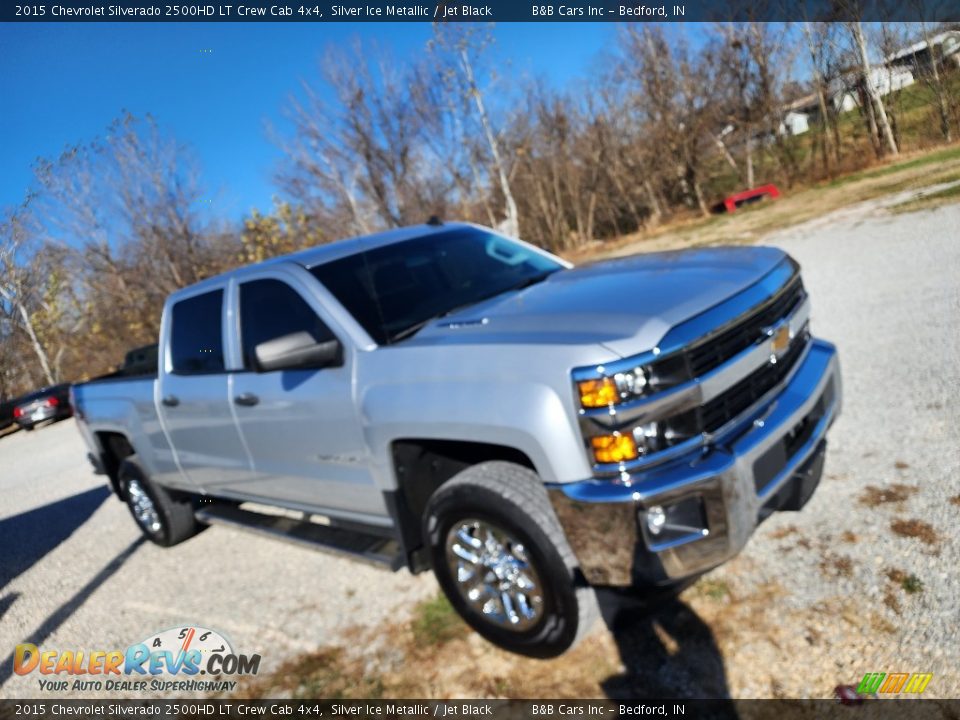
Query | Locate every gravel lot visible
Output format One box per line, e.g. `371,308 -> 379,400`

0,198 -> 957,699
0,421 -> 437,698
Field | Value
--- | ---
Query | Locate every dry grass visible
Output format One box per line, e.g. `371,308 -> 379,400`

235,580 -> 803,700
890,181 -> 960,214
819,553 -> 854,578
858,484 -> 918,508
890,518 -> 940,546
562,145 -> 960,262
949,495 -> 960,507
767,524 -> 798,540
840,531 -> 858,544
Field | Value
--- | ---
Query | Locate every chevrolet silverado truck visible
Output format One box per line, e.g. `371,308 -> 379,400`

72,221 -> 841,657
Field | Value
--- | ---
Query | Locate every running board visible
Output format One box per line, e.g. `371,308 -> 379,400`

195,503 -> 403,571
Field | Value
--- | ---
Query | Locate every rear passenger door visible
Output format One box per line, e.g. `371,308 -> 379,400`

157,287 -> 254,492
228,273 -> 384,519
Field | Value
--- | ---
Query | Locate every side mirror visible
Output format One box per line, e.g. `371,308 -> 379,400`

254,331 -> 342,373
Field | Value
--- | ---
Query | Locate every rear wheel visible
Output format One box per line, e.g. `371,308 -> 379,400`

119,455 -> 201,547
423,461 -> 598,658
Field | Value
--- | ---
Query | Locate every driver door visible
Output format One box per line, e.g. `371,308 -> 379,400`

225,272 -> 384,519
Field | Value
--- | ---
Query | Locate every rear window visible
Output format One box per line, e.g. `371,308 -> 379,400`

170,290 -> 225,375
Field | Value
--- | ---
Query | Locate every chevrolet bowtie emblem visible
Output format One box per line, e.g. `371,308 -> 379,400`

770,324 -> 792,357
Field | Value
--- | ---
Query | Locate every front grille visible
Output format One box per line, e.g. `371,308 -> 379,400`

649,276 -> 805,390
663,327 -> 810,444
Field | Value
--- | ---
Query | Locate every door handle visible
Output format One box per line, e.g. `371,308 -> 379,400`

234,393 -> 260,407
161,395 -> 180,407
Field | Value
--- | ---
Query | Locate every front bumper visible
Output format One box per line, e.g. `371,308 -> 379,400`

548,338 -> 841,587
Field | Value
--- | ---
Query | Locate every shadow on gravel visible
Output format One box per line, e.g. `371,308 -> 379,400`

0,536 -> 145,690
0,485 -> 111,591
0,592 -> 20,622
598,589 -> 735,713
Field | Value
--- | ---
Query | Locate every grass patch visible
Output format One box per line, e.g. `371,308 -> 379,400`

697,578 -> 732,601
858,484 -> 918,508
235,646 -> 384,700
886,568 -> 924,594
411,593 -> 466,647
821,145 -> 960,188
890,518 -> 940,546
902,575 -> 925,594
768,524 -> 798,540
891,182 -> 960,214
819,554 -> 854,578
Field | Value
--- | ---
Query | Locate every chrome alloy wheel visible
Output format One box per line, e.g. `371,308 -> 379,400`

445,519 -> 545,631
127,478 -> 162,535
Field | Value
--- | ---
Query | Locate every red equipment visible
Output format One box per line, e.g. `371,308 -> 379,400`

723,184 -> 781,213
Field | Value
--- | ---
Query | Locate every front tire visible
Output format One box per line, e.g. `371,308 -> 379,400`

423,461 -> 598,658
119,454 -> 201,547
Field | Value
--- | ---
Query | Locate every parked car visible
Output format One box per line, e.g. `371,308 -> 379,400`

13,383 -> 73,430
71,221 -> 841,657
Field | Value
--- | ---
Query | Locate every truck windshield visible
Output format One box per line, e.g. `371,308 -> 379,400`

309,228 -> 563,345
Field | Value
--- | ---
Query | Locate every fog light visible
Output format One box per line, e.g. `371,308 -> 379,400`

590,433 -> 638,463
646,505 -> 666,535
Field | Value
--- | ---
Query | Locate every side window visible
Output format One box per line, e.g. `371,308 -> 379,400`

239,279 -> 336,370
170,290 -> 225,375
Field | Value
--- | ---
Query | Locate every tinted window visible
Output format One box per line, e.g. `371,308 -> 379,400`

170,291 -> 225,375
309,228 -> 562,345
240,279 -> 335,370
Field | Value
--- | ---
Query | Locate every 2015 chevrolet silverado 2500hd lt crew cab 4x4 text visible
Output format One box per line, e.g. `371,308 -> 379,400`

72,221 -> 841,657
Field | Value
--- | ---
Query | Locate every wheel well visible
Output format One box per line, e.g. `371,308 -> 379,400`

96,432 -> 135,499
388,439 -> 536,572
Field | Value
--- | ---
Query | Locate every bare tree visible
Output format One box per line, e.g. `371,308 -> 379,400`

622,26 -> 721,217
431,25 -> 521,238
0,203 -> 56,385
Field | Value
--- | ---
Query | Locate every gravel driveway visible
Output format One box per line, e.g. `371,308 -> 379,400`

0,421 -> 437,698
0,199 -> 957,699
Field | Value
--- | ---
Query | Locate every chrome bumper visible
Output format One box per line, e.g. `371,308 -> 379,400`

548,339 -> 841,587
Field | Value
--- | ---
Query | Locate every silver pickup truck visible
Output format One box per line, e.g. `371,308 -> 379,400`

72,221 -> 841,657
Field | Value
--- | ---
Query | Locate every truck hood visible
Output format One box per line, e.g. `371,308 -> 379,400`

406,246 -> 789,358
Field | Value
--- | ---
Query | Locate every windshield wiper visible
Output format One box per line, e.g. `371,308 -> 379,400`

388,270 -> 559,344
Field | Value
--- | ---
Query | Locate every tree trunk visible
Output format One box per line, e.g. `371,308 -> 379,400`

460,49 -> 520,238
712,132 -> 740,176
852,22 -> 898,156
642,179 -> 663,227
919,21 -> 953,143
12,294 -> 55,385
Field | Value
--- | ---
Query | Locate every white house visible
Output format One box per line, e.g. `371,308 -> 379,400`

886,30 -> 960,74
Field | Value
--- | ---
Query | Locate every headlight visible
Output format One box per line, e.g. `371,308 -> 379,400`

577,365 -> 652,409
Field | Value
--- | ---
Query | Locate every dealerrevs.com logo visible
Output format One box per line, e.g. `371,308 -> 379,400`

14,625 -> 261,693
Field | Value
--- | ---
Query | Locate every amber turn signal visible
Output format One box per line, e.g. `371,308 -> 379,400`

590,433 -> 639,464
577,378 -> 618,408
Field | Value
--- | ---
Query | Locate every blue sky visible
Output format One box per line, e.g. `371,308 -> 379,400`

0,22 -> 620,222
